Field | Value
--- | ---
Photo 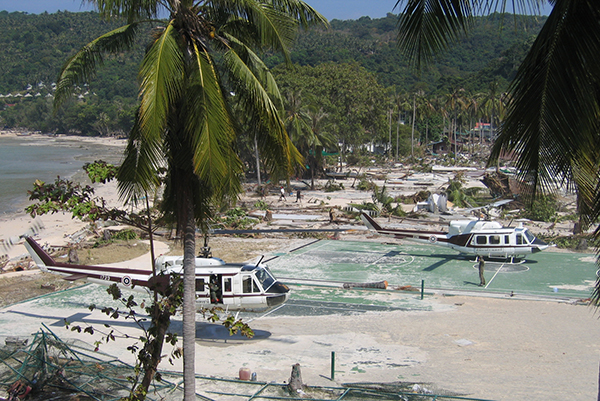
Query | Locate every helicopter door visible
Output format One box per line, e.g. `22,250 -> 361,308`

195,277 -> 210,305
222,276 -> 232,306
209,274 -> 222,304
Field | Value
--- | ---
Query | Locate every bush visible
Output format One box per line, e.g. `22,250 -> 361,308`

216,207 -> 257,230
113,229 -> 138,241
356,179 -> 375,191
324,180 -> 344,192
520,195 -> 559,222
253,200 -> 269,210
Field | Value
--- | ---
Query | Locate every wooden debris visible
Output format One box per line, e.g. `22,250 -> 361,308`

343,281 -> 388,290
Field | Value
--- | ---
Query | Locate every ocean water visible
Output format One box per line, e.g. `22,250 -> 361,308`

0,135 -> 124,215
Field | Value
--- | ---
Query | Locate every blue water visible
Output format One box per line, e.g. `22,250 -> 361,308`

0,135 -> 124,215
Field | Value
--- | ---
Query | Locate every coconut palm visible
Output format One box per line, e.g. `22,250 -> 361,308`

55,1 -> 326,399
416,93 -> 435,145
479,80 -> 505,143
284,92 -> 337,189
443,86 -> 467,161
395,0 -> 600,294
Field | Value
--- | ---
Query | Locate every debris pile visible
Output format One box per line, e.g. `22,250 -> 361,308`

0,325 -> 183,401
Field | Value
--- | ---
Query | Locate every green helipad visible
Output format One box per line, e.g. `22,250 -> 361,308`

266,239 -> 597,302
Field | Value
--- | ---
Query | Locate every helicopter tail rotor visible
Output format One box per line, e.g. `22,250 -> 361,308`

0,221 -> 45,254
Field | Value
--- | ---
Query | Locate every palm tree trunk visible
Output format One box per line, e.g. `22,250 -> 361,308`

183,197 -> 196,400
396,112 -> 400,160
388,109 -> 392,158
411,94 -> 416,159
254,136 -> 261,186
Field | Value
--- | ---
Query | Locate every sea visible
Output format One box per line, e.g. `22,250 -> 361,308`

0,135 -> 125,215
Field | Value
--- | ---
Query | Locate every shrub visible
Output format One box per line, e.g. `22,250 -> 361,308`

520,195 -> 559,222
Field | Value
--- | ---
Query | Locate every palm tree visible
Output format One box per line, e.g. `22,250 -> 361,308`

55,1 -> 327,399
285,92 -> 337,188
416,93 -> 435,146
443,87 -> 466,162
304,104 -> 337,187
479,80 -> 504,143
395,0 -> 600,300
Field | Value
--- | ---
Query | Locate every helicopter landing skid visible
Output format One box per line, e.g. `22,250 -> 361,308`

469,256 -> 526,265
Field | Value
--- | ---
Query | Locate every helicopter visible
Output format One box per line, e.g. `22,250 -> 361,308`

360,207 -> 550,262
22,235 -> 290,312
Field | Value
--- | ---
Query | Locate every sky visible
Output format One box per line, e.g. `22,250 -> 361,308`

0,0 -> 553,21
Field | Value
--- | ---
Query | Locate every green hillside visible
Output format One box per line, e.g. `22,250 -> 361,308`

0,10 -> 543,141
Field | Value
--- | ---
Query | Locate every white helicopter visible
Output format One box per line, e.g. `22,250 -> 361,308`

22,235 -> 290,312
360,203 -> 550,262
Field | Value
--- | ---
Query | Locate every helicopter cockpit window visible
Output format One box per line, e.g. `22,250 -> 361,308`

195,278 -> 205,292
242,275 -> 261,293
242,265 -> 276,291
524,230 -> 535,244
516,234 -> 524,245
489,235 -> 500,245
475,236 -> 487,245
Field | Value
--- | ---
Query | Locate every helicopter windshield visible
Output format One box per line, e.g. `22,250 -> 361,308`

242,264 -> 276,291
524,230 -> 536,244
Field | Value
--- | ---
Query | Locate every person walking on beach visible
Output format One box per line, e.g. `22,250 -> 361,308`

295,189 -> 302,203
279,186 -> 286,201
477,256 -> 486,286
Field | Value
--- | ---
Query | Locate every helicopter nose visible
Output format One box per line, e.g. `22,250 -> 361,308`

266,291 -> 289,307
266,282 -> 290,307
531,237 -> 549,252
267,282 -> 290,294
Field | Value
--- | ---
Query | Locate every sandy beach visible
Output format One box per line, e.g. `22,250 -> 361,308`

0,134 -> 599,400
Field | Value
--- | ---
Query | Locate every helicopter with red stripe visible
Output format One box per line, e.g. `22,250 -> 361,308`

22,235 -> 289,312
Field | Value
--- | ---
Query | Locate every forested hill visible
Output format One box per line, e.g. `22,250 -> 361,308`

0,11 -> 143,98
0,10 -> 543,135
266,13 -> 545,94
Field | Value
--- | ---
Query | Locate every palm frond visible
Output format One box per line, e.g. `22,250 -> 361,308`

490,0 -> 600,195
286,111 -> 312,146
117,115 -> 165,204
186,42 -> 243,199
225,33 -> 285,108
223,41 -> 302,176
138,22 -> 185,145
268,0 -> 329,28
396,0 -> 475,67
54,23 -> 139,110
220,0 -> 298,63
85,0 -> 164,23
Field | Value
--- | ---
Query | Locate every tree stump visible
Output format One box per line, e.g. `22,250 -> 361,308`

287,363 -> 304,394
68,248 -> 79,264
264,210 -> 273,222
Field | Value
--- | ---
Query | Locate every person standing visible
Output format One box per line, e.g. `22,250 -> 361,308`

279,186 -> 286,201
477,256 -> 486,286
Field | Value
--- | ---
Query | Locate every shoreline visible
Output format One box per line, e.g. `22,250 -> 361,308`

0,132 -> 127,256
0,130 -> 127,148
